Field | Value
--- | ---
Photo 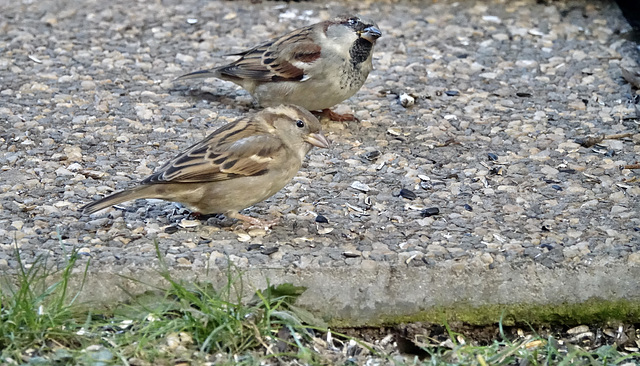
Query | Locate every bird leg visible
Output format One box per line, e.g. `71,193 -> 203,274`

188,211 -> 225,222
313,109 -> 359,122
227,211 -> 280,230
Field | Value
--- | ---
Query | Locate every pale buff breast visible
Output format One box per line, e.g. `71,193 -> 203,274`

252,56 -> 374,111
155,158 -> 303,215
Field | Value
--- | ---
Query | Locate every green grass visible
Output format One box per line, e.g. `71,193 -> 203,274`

1,242 -> 639,365
0,246 -> 90,361
0,242 -> 335,365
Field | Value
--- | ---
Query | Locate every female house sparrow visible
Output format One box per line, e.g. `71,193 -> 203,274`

178,16 -> 382,121
81,105 -> 330,228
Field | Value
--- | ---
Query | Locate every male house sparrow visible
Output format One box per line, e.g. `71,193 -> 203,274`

81,105 -> 330,228
178,15 -> 382,121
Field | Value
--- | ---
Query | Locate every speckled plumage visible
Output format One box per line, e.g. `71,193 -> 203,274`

178,16 -> 381,117
81,105 -> 329,228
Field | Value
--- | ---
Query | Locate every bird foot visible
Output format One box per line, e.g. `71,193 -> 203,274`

313,108 -> 359,122
228,212 -> 280,230
188,211 -> 223,221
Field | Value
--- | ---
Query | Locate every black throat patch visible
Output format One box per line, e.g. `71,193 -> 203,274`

349,38 -> 373,68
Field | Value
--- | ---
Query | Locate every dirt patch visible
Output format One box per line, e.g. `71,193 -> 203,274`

335,321 -> 640,358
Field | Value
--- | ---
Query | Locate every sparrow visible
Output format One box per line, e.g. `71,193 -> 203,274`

81,105 -> 330,228
177,15 -> 382,121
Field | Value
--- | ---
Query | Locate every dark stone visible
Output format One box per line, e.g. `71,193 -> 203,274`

315,215 -> 329,224
421,207 -> 440,217
398,188 -> 417,200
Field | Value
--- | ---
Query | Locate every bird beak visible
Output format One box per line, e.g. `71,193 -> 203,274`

360,26 -> 382,43
306,132 -> 330,149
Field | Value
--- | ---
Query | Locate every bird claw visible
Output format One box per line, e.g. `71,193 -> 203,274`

187,211 -> 203,220
228,212 -> 280,230
188,212 -> 224,222
240,219 -> 279,231
314,109 -> 359,122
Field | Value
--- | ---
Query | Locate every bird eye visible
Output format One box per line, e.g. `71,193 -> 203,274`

348,18 -> 358,25
296,119 -> 305,128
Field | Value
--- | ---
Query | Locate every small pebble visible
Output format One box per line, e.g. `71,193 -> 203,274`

236,233 -> 251,242
80,80 -> 96,90
343,251 -> 361,258
362,150 -> 381,161
164,226 -> 179,234
178,219 -> 199,228
399,93 -> 415,108
567,325 -> 590,334
387,127 -> 402,136
261,247 -> 279,255
351,181 -> 371,192
490,167 -> 504,175
482,15 -> 501,23
420,181 -> 432,190
28,54 -> 42,63
318,227 -> 334,235
444,90 -> 459,96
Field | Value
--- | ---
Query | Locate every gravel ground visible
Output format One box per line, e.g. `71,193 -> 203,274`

0,0 -> 639,280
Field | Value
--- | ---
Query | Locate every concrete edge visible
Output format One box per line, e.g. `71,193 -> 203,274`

2,259 -> 639,327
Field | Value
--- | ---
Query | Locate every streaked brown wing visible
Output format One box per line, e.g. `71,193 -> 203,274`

216,41 -> 275,82
142,122 -> 284,184
216,25 -> 321,82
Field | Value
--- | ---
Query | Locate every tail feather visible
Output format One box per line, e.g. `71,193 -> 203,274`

175,69 -> 221,81
80,187 -> 151,215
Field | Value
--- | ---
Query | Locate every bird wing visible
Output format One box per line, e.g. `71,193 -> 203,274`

142,122 -> 285,184
217,25 -> 322,82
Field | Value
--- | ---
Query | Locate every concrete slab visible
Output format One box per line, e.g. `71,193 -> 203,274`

0,0 -> 639,326
62,258 -> 640,326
